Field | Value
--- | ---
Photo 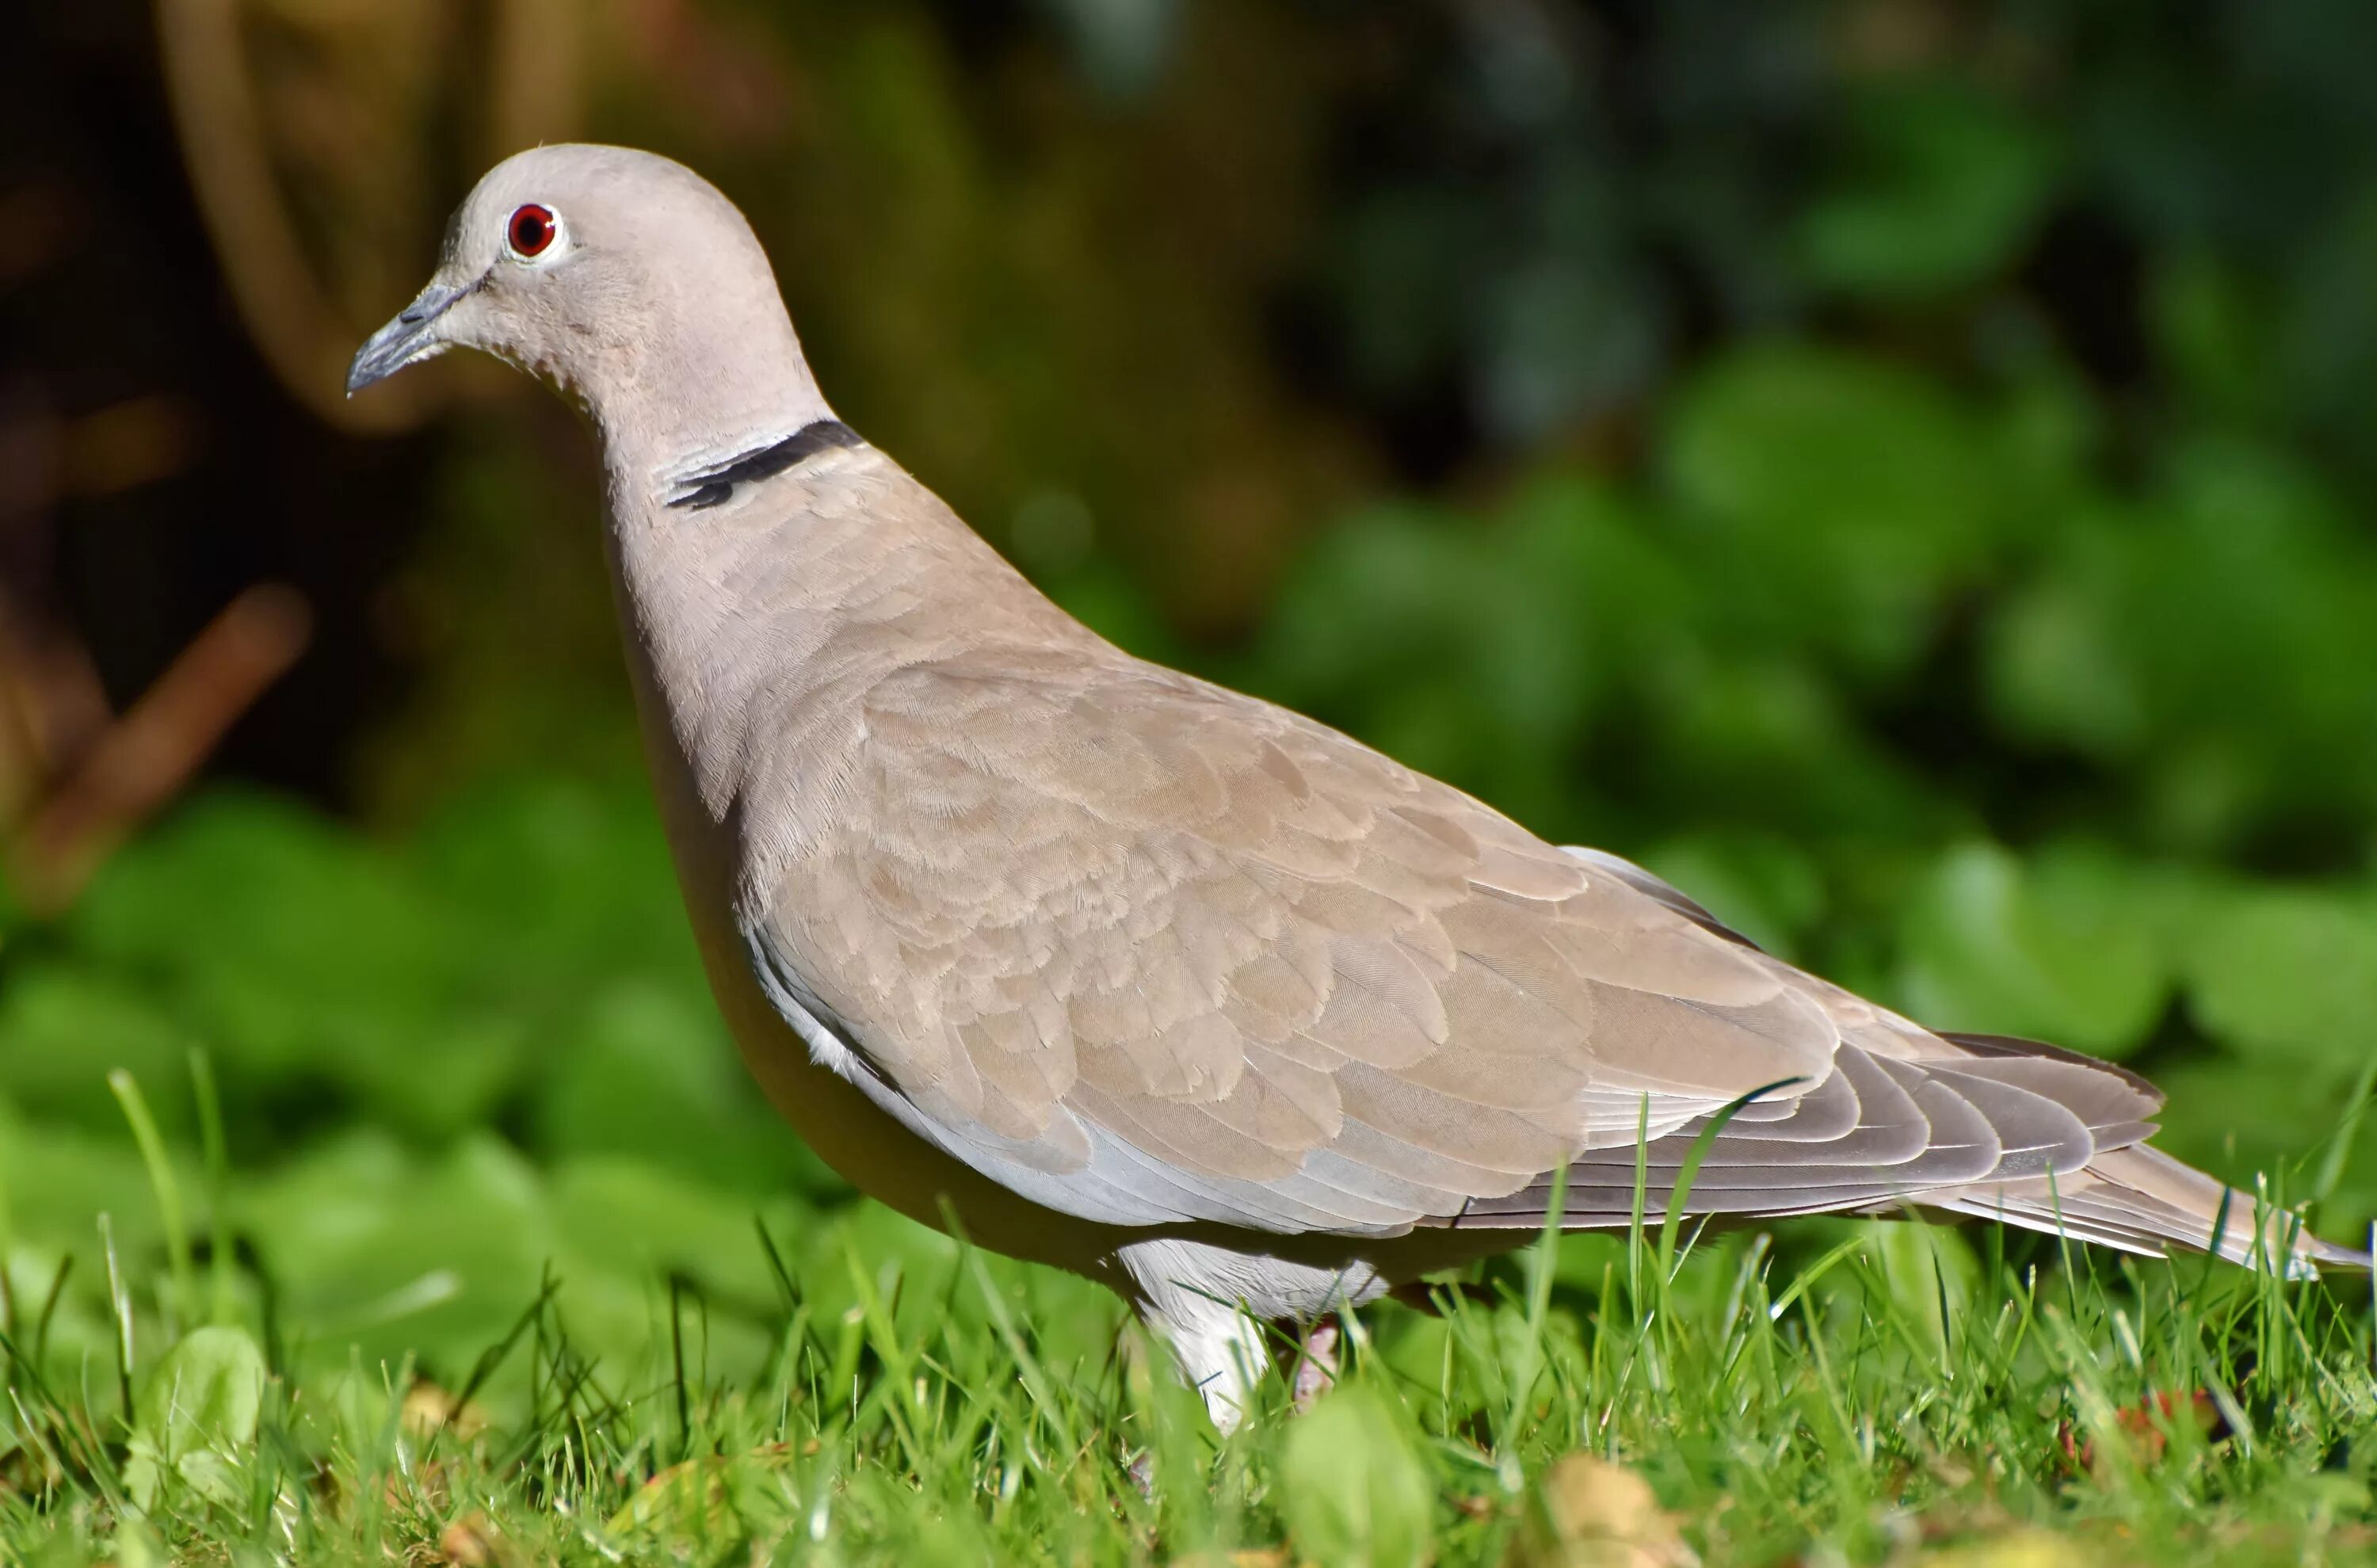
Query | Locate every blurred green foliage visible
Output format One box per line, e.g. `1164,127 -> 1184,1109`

1231,332 -> 2377,1211
9,0 -> 2377,1426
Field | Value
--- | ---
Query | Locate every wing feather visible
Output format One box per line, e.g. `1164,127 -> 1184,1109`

753,654 -> 2164,1237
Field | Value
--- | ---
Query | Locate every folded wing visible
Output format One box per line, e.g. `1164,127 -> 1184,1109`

750,645 -> 2354,1271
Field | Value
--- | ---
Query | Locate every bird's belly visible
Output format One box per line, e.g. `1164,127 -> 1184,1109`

613,643 -> 1124,1280
692,883 -> 1118,1276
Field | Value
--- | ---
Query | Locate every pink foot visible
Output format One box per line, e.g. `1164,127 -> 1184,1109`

1291,1317 -> 1340,1411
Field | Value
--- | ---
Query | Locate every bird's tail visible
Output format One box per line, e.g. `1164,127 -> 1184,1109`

1929,1142 -> 2370,1276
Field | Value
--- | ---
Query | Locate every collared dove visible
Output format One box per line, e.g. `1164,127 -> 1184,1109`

350,144 -> 2363,1428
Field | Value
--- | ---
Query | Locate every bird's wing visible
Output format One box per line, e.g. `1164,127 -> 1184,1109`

750,652 -> 2153,1235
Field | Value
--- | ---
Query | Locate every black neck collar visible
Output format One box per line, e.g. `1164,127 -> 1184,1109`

667,418 -> 864,510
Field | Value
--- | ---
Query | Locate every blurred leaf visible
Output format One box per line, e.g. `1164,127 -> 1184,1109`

1277,1383 -> 1435,1568
410,776 -> 704,1006
548,1156 -> 807,1310
2150,253 -> 2277,423
1646,654 -> 1936,840
1799,82 -> 2062,299
1986,444 -> 2377,849
1896,842 -> 2169,1059
1254,498 -> 1593,820
2145,1055 -> 2371,1220
2185,887 -> 2377,1066
71,793 -> 513,1132
124,1324 -> 267,1509
532,979 -> 837,1196
0,1094 -> 171,1261
1664,344 -> 1997,678
1979,509 -> 2153,764
0,964 -> 191,1135
239,1133 -> 559,1388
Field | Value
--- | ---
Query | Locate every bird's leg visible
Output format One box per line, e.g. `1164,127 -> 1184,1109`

1289,1314 -> 1341,1412
1139,1292 -> 1269,1435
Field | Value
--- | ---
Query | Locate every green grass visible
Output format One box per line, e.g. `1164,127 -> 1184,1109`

6,1065 -> 2377,1566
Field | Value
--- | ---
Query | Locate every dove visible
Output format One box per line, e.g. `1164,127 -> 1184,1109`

349,144 -> 2362,1429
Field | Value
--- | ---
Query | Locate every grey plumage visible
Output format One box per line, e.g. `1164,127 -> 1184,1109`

349,143 -> 2364,1429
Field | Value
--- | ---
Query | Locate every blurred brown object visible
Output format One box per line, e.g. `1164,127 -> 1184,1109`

7,584 -> 313,911
433,1511 -> 505,1568
2057,1387 -> 2228,1475
155,0 -> 586,432
1505,1454 -> 1700,1568
0,183 -> 77,294
1,397 -> 311,911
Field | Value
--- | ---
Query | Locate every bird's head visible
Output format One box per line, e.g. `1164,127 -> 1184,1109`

348,144 -> 827,461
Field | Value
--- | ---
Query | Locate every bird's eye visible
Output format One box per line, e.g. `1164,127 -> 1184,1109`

507,203 -> 558,258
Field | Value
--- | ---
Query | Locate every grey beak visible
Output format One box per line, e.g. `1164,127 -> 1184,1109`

346,280 -> 470,395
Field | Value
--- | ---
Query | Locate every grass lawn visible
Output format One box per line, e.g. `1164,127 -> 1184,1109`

6,1127 -> 2375,1566
7,791 -> 2376,1564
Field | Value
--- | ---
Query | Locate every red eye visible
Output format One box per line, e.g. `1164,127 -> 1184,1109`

508,203 -> 556,258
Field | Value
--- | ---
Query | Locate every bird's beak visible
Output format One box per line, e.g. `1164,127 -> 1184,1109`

346,278 -> 470,395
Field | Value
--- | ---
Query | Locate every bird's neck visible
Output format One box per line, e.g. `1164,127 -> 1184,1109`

593,436 -> 1078,883
590,366 -> 836,505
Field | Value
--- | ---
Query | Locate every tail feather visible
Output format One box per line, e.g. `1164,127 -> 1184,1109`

1449,1028 -> 2371,1274
1518,855 -> 2361,1271
1933,1144 -> 2368,1275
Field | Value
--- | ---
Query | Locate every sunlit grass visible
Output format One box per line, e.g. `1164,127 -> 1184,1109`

5,1067 -> 2377,1565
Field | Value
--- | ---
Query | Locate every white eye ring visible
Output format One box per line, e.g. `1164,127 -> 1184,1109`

506,202 -> 565,263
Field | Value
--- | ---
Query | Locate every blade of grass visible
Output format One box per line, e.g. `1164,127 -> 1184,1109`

670,1272 -> 692,1463
32,1252 -> 72,1369
1,1326 -> 128,1501
1626,1094 -> 1649,1318
1505,1158 -> 1569,1459
754,1216 -> 799,1315
99,1212 -> 134,1432
1654,1075 -> 1805,1384
841,1243 -> 926,1474
109,1070 -> 193,1330
447,1266 -> 563,1440
942,1202 -> 1082,1466
1657,1079 -> 1803,1284
1766,1233 -> 1867,1324
0,1165 -> 13,1363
